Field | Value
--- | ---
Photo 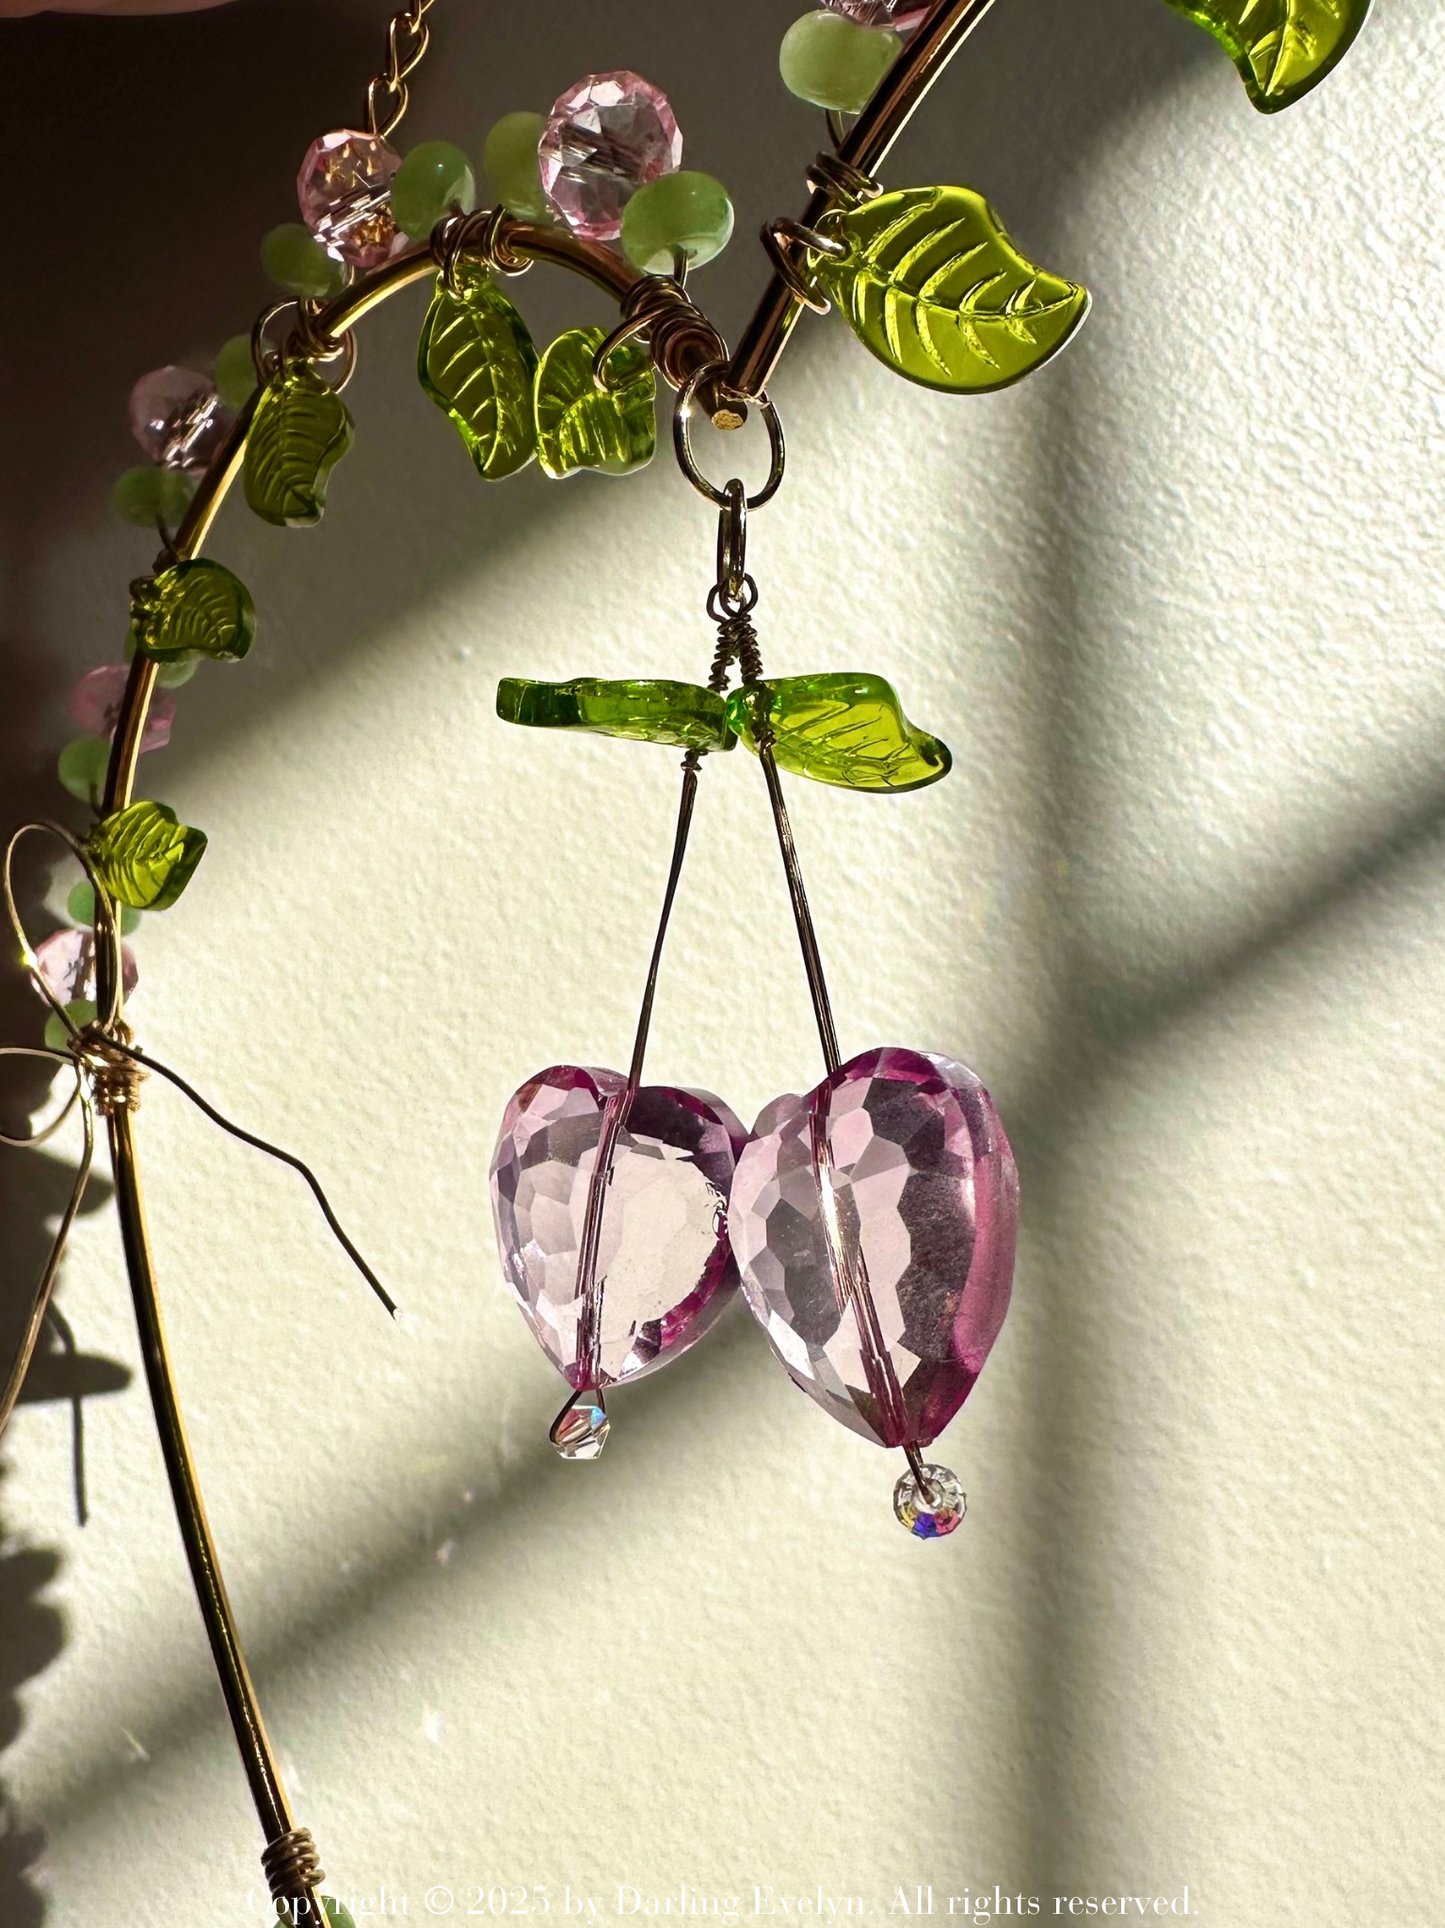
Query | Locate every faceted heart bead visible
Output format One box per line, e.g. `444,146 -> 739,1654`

538,72 -> 683,240
729,1045 -> 1018,1448
129,366 -> 231,476
297,128 -> 401,270
490,1064 -> 747,1391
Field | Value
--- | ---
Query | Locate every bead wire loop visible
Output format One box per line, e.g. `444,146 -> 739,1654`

674,366 -> 785,509
760,218 -> 847,315
434,204 -> 532,294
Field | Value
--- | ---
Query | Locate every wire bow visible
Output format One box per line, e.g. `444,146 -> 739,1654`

0,820 -> 396,1449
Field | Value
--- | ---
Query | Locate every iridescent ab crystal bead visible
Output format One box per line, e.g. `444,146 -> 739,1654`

893,1462 -> 966,1538
33,928 -> 138,1006
128,366 -> 230,476
729,1046 -> 1018,1449
538,72 -> 683,240
297,129 -> 402,270
549,1390 -> 610,1461
70,666 -> 174,752
490,1064 -> 747,1394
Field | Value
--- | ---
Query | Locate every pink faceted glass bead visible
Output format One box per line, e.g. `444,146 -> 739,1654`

490,1063 -> 747,1390
70,667 -> 173,753
129,366 -> 230,476
34,929 -> 138,1006
297,128 -> 401,270
538,71 -> 683,240
729,1045 -> 1018,1449
825,0 -> 932,23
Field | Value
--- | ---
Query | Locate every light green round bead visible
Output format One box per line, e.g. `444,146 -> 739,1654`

110,465 -> 195,528
779,12 -> 901,112
483,111 -> 552,221
57,738 -> 111,808
45,1000 -> 95,1053
621,171 -> 735,274
260,223 -> 347,299
393,140 -> 476,238
214,333 -> 257,411
67,882 -> 141,935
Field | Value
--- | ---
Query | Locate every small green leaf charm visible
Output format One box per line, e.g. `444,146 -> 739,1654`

497,677 -> 733,754
129,559 -> 256,665
417,265 -> 538,478
1164,0 -> 1370,112
726,673 -> 951,793
812,186 -> 1089,394
243,364 -> 354,527
534,327 -> 657,479
88,800 -> 208,911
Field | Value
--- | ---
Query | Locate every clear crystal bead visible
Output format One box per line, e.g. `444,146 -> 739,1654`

825,0 -> 931,23
550,1390 -> 610,1461
128,366 -> 230,476
538,72 -> 683,240
297,129 -> 402,270
893,1462 -> 966,1538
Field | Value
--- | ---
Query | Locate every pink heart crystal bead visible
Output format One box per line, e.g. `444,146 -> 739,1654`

490,1064 -> 748,1390
129,366 -> 231,476
538,71 -> 683,240
70,666 -> 174,752
297,128 -> 402,270
729,1046 -> 1018,1449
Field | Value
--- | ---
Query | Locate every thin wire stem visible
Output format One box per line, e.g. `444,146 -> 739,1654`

756,742 -> 841,1078
103,1037 -> 397,1319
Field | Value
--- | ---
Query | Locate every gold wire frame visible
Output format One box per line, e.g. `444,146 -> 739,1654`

6,1 -> 1004,1917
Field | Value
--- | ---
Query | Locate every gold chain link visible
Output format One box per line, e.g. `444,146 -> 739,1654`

365,0 -> 437,140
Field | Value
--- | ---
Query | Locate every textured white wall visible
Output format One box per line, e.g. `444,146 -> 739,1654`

3,2 -> 1443,1925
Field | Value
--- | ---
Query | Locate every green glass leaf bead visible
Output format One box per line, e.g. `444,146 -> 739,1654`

483,111 -> 552,222
122,629 -> 197,684
57,738 -> 111,810
110,465 -> 195,529
621,171 -> 735,274
393,140 -> 477,239
779,12 -> 901,113
243,363 -> 355,526
417,264 -> 538,478
497,676 -> 734,754
214,333 -> 257,412
726,672 -> 951,792
261,222 -> 348,299
129,558 -> 256,665
67,882 -> 141,935
322,1902 -> 356,1928
534,327 -> 656,480
1164,0 -> 1370,111
45,1000 -> 96,1053
88,800 -> 207,912
812,185 -> 1089,393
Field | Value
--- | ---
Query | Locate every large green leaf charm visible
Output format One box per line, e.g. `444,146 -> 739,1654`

812,186 -> 1089,394
726,673 -> 951,793
243,364 -> 354,527
534,327 -> 657,479
496,677 -> 733,754
129,559 -> 256,665
1165,0 -> 1370,112
417,265 -> 538,478
88,800 -> 207,911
